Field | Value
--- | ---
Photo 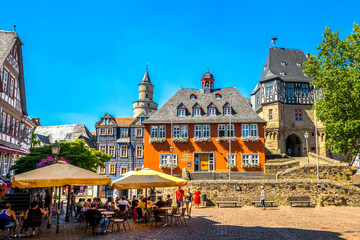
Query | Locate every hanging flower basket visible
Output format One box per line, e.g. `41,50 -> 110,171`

172,137 -> 189,143
242,163 -> 260,168
159,163 -> 178,169
193,137 -> 211,143
36,156 -> 70,169
0,180 -> 8,203
149,138 -> 167,144
216,136 -> 236,142
241,136 -> 260,142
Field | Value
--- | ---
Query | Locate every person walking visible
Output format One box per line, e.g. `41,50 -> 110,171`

260,186 -> 266,210
185,188 -> 193,218
194,187 -> 201,208
175,186 -> 184,210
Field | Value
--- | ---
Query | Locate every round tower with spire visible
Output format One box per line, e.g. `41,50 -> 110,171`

133,68 -> 158,118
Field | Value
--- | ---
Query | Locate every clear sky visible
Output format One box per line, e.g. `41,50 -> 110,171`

1,0 -> 360,131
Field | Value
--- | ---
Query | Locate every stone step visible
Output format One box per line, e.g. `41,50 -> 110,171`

189,172 -> 276,180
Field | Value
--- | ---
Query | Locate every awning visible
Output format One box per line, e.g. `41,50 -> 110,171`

0,145 -> 28,155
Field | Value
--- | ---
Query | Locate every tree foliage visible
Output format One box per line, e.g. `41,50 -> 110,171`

303,23 -> 360,156
11,139 -> 110,174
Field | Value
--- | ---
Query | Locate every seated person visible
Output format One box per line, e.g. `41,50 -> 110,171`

0,203 -> 20,237
97,198 -> 105,209
84,203 -> 108,234
81,202 -> 91,213
147,196 -> 153,208
165,194 -> 173,207
105,197 -> 113,209
153,197 -> 167,221
137,197 -> 146,209
109,202 -> 118,212
23,201 -> 47,237
118,196 -> 131,211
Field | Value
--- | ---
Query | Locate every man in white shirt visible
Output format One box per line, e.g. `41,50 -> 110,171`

118,196 -> 131,211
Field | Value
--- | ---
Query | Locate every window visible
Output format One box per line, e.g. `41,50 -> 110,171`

100,128 -> 106,135
136,146 -> 143,158
159,125 -> 166,138
227,124 -> 234,137
2,70 -> 8,92
265,81 -> 273,96
181,125 -> 188,137
287,83 -> 295,98
208,108 -> 215,116
280,71 -> 286,76
104,118 -> 109,125
218,124 -> 226,137
160,154 -> 178,166
15,120 -> 19,137
100,146 -> 106,153
2,113 -> 6,132
173,125 -> 188,138
120,146 -> 127,157
281,61 -> 286,66
242,124 -> 249,137
193,108 -> 200,116
151,126 -> 158,138
301,84 -> 309,97
9,77 -> 14,98
295,109 -> 303,121
136,128 -> 142,137
109,164 -> 116,174
223,103 -> 231,116
109,146 -> 115,157
99,167 -> 105,174
121,129 -> 128,138
227,154 -> 236,166
178,108 -> 185,116
121,167 -> 127,175
107,128 -> 113,135
6,115 -> 10,133
136,168 -> 142,171
280,109 -> 283,120
203,125 -> 210,137
250,124 -> 258,136
12,118 -> 15,136
190,94 -> 196,99
269,109 -> 273,120
173,125 -> 180,137
241,154 -> 260,167
215,94 -> 221,99
194,125 -> 202,137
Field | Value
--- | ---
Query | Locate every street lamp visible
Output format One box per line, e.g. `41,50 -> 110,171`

304,132 -> 309,165
51,141 -> 61,233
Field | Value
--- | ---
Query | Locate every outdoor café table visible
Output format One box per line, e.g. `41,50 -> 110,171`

98,209 -> 107,212
159,207 -> 172,226
102,211 -> 115,218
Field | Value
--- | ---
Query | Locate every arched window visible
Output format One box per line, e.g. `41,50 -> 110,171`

215,93 -> 222,99
190,94 -> 197,99
192,103 -> 202,116
207,103 -> 217,116
177,103 -> 187,116
223,102 -> 232,116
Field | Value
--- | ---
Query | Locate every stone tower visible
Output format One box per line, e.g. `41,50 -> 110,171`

133,68 -> 158,118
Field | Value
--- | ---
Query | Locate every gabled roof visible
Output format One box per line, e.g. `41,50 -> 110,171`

115,118 -> 136,127
34,124 -> 96,148
145,88 -> 265,124
90,131 -> 96,137
0,31 -> 17,66
259,48 -> 312,83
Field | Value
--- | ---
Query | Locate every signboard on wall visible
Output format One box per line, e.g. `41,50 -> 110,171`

180,153 -> 191,162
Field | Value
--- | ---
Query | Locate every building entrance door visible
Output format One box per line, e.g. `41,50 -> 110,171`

200,154 -> 209,171
286,134 -> 302,156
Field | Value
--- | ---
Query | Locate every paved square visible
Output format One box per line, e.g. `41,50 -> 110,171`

40,206 -> 360,239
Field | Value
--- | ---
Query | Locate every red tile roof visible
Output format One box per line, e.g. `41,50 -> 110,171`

115,118 -> 136,127
90,131 -> 96,136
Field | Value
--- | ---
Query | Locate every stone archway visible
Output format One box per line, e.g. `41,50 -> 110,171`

286,134 -> 302,157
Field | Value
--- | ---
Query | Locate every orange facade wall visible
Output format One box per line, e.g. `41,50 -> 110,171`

143,123 -> 265,174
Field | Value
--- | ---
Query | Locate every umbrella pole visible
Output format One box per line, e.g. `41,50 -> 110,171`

65,185 -> 71,222
47,187 -> 53,228
56,187 -> 61,234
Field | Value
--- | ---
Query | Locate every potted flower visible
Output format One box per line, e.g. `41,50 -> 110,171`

216,136 -> 237,142
193,137 -> 212,143
159,163 -> 178,169
0,180 -> 8,203
241,136 -> 260,142
172,137 -> 189,143
149,137 -> 167,144
242,162 -> 260,168
227,163 -> 237,169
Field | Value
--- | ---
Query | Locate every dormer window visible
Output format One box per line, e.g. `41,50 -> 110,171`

192,103 -> 201,117
190,94 -> 196,99
215,94 -> 222,99
104,118 -> 109,125
263,65 -> 266,71
297,62 -> 302,67
281,61 -> 286,66
280,71 -> 286,76
208,103 -> 217,116
177,103 -> 186,116
223,102 -> 232,116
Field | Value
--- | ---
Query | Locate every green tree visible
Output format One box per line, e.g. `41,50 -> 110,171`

11,139 -> 110,174
303,23 -> 360,157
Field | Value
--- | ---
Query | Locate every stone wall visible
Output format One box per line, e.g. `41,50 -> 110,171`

264,159 -> 300,175
157,179 -> 360,207
308,152 -> 347,165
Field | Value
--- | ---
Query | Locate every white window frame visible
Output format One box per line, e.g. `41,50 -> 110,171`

178,108 -> 185,116
227,153 -> 236,166
12,118 -> 15,136
218,124 -> 226,137
160,154 -> 178,166
203,125 -> 211,137
100,128 -> 106,135
227,124 -> 234,137
242,124 -> 249,137
6,115 -> 10,133
121,129 -> 128,138
241,153 -> 260,167
194,125 -> 202,137
2,70 -> 8,93
159,125 -> 166,138
2,113 -> 6,132
173,125 -> 181,137
250,124 -> 258,137
107,128 -> 113,135
193,108 -> 200,116
208,108 -> 216,116
218,124 -> 234,137
269,109 -> 273,120
151,126 -> 159,138
224,107 -> 231,116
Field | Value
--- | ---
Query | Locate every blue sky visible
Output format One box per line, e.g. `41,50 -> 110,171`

1,0 -> 360,131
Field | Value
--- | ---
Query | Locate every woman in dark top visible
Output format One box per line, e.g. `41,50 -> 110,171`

23,202 -> 47,236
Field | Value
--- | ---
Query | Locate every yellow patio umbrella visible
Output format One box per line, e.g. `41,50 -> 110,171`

11,161 -> 111,188
111,168 -> 187,190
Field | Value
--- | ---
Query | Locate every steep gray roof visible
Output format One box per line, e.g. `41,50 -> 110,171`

0,31 -> 17,66
145,88 -> 265,124
259,48 -> 312,83
34,124 -> 96,148
141,69 -> 151,84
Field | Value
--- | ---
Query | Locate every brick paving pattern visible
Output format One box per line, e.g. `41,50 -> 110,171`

37,206 -> 359,239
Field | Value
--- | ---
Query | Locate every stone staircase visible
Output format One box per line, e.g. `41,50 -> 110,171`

189,171 -> 276,180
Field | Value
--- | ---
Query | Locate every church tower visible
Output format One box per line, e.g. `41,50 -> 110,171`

133,68 -> 158,118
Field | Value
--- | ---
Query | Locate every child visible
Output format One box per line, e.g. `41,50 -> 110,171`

260,186 -> 265,210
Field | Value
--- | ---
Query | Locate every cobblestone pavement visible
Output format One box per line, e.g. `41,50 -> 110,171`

38,206 -> 360,240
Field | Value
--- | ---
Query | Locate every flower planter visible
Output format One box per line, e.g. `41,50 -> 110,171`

172,137 -> 189,143
159,164 -> 178,169
227,164 -> 237,169
241,136 -> 260,142
193,137 -> 211,143
149,138 -> 167,144
216,137 -> 237,142
242,163 -> 261,169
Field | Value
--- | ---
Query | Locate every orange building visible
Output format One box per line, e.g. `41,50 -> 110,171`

143,70 -> 266,174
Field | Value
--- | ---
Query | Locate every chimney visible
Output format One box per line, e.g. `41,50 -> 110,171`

306,53 -> 311,59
